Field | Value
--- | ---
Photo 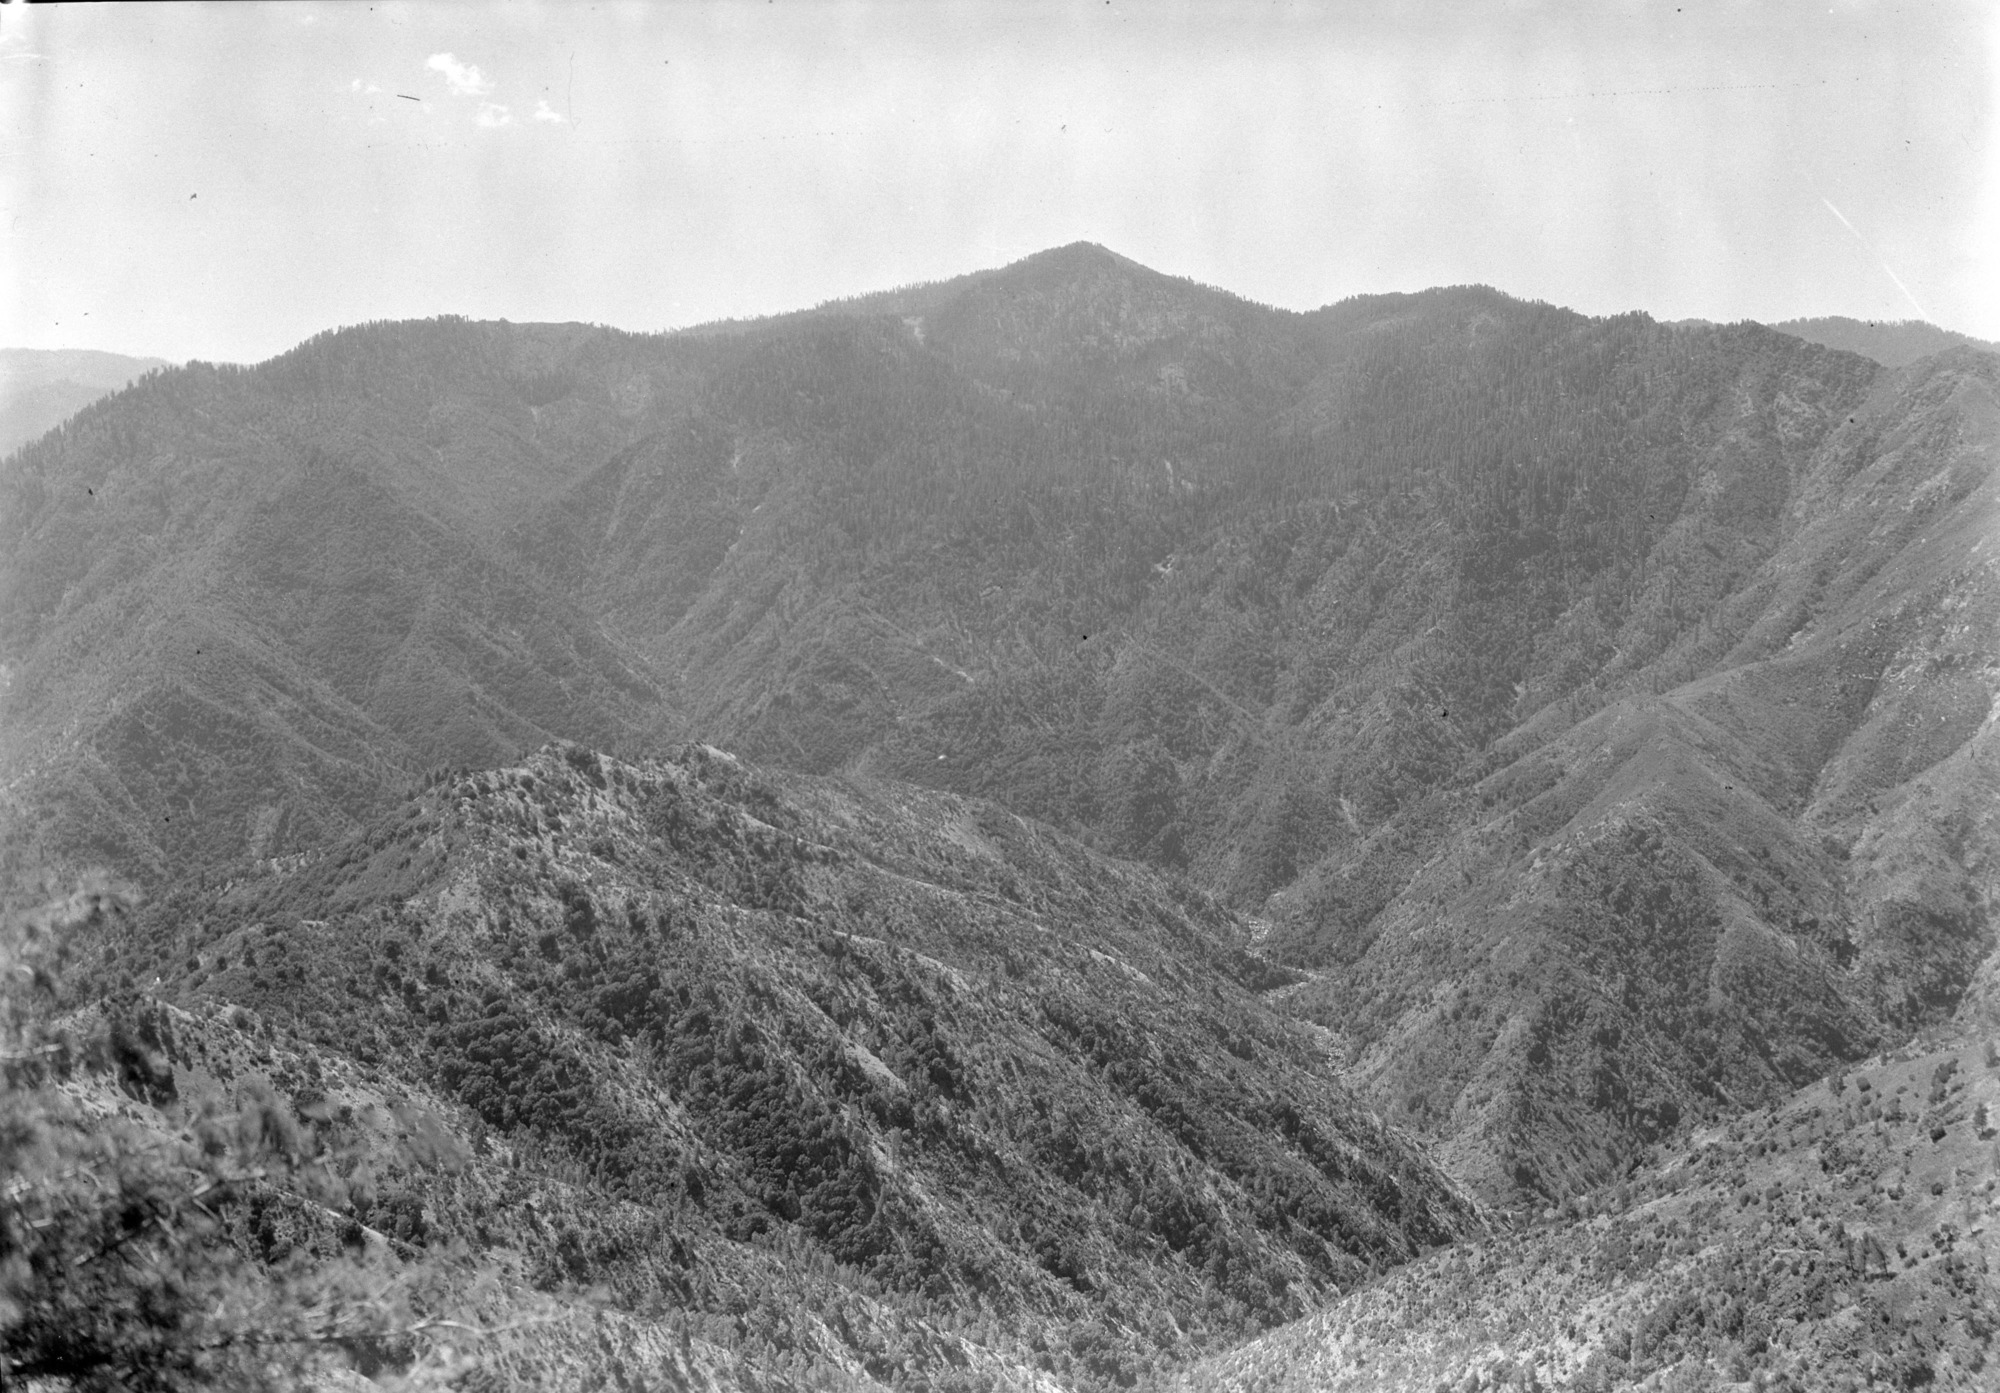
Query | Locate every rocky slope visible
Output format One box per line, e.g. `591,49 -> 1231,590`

84,741 -> 1483,1390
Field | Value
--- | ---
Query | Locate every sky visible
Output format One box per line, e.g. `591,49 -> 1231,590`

2,1 -> 1996,364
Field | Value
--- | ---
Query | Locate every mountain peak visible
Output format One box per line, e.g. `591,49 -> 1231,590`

1016,239 -> 1137,267
1000,239 -> 1182,290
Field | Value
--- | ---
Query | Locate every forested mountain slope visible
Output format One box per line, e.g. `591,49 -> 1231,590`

1170,863 -> 2000,1393
5,245 -> 1996,1216
0,246 -> 1880,896
1267,346 -> 2000,1204
77,741 -> 1482,1389
0,324 -> 688,884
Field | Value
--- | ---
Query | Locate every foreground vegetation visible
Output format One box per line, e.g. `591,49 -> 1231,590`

6,744 -> 1485,1389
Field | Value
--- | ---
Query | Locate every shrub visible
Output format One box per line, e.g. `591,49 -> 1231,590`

0,877 -> 473,1390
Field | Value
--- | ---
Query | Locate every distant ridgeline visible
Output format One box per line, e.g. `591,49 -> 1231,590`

0,347 -> 174,457
2,246 -> 1998,1387
1771,315 -> 2000,368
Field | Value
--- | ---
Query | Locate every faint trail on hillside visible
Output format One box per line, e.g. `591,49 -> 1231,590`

1127,639 -> 1274,737
858,605 -> 974,684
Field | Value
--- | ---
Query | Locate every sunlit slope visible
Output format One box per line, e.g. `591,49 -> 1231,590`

109,742 -> 1484,1388
1165,1030 -> 2000,1392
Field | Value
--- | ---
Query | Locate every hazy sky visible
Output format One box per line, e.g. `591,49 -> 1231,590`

4,2 -> 1995,363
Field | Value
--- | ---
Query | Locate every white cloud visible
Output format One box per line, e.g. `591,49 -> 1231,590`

347,78 -> 384,95
532,99 -> 566,124
426,52 -> 493,97
475,103 -> 514,129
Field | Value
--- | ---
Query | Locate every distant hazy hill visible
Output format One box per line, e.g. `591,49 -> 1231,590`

1772,315 -> 2000,367
0,347 -> 173,457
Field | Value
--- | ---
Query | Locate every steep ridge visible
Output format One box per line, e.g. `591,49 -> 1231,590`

1263,347 -> 2000,1206
96,742 -> 1483,1389
529,244 -> 1333,779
